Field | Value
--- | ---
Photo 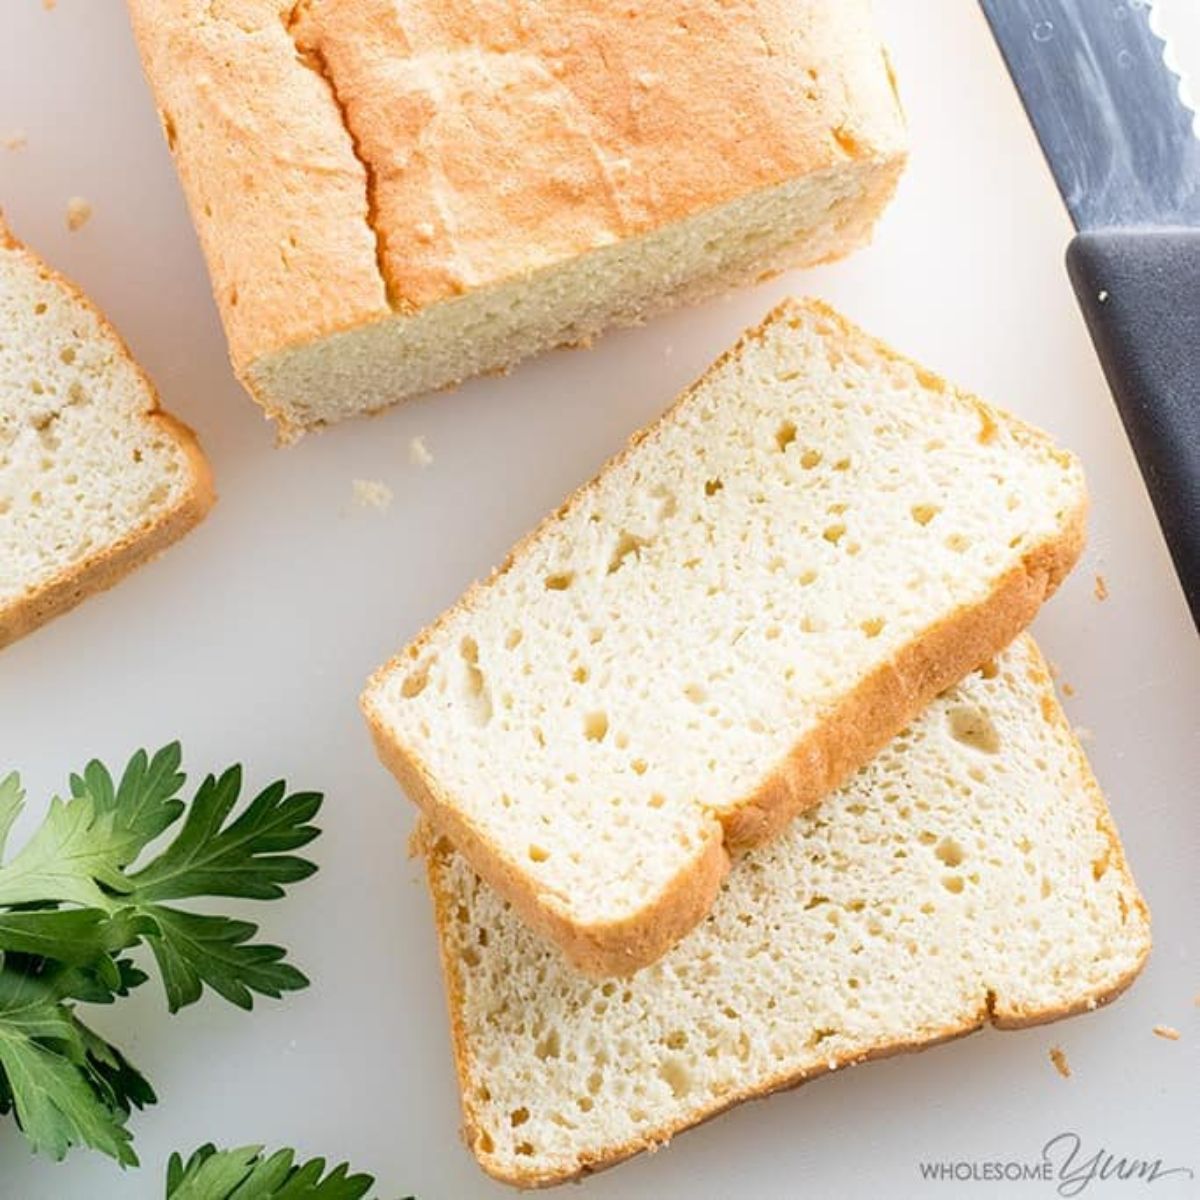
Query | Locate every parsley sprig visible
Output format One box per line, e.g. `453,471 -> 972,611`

0,745 -> 321,1164
166,1143 -> 396,1200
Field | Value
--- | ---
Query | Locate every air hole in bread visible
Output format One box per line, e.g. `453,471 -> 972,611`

800,448 -> 822,469
946,533 -> 971,553
659,1058 -> 692,1099
823,523 -> 846,544
775,420 -> 797,452
535,1029 -> 561,1059
934,836 -> 965,868
911,503 -> 938,526
583,711 -> 608,742
544,571 -> 574,591
704,478 -> 724,497
608,530 -> 648,575
505,628 -> 523,650
948,705 -> 1001,754
860,617 -> 885,638
528,844 -> 550,863
942,874 -> 965,894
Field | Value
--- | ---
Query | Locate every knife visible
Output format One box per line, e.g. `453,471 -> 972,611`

979,0 -> 1200,626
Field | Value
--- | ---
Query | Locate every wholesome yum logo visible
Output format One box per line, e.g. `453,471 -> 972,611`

918,1132 -> 1195,1196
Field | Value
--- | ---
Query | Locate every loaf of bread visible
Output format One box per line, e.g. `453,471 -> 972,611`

0,218 -> 212,649
426,637 -> 1150,1187
363,299 -> 1087,977
126,0 -> 906,434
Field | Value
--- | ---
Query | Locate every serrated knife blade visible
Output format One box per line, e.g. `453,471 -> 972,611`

980,0 -> 1200,229
980,0 -> 1200,626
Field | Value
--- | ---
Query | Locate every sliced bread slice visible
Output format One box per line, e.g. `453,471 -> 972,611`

426,637 -> 1151,1187
0,219 -> 213,649
363,299 -> 1087,976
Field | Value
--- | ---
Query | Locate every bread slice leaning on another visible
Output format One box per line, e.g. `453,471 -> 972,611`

126,0 -> 906,434
0,219 -> 213,650
363,299 -> 1088,977
426,637 -> 1151,1188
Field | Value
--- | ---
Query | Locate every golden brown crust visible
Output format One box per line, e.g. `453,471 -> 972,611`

0,226 -> 215,650
423,646 -> 1152,1186
364,299 -> 1088,977
290,0 -> 905,312
127,0 -> 904,425
125,0 -> 390,379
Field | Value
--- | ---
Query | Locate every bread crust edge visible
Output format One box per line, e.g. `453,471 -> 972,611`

0,226 -> 215,651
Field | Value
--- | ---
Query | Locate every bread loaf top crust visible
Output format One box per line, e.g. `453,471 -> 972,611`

127,0 -> 904,370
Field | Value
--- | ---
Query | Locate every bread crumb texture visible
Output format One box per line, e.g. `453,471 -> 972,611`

0,221 -> 212,648
352,478 -> 393,511
429,637 -> 1149,1186
1049,1046 -> 1071,1078
1094,573 -> 1108,601
409,435 -> 433,468
65,197 -> 92,232
1152,1025 -> 1181,1041
127,0 -> 906,428
2,131 -> 27,151
367,300 -> 1086,974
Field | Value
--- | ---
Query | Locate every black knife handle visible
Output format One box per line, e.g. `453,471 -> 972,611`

1066,226 -> 1200,626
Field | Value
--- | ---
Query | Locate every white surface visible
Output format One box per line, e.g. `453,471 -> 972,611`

0,2 -> 1197,1197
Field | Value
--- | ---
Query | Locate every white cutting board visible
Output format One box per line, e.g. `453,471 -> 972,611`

1,3 -> 1197,1197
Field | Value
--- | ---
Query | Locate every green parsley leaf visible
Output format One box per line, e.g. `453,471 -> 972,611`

0,772 -> 24,858
70,743 -> 187,857
128,769 -> 320,902
0,965 -> 150,1165
0,745 -> 323,1165
0,907 -> 151,966
0,794 -> 137,909
165,1144 -> 380,1200
141,909 -> 307,1013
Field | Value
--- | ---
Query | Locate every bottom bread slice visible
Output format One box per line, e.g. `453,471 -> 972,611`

426,636 -> 1150,1187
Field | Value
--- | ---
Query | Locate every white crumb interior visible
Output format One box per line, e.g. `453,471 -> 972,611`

370,305 -> 1083,928
249,160 -> 895,429
0,245 -> 191,605
434,639 -> 1148,1183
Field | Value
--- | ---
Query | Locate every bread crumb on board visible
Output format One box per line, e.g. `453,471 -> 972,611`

1062,681 -> 1076,698
1152,1025 -> 1181,1041
352,479 -> 393,511
43,0 -> 57,9
409,435 -> 433,467
66,197 -> 93,232
1049,1046 -> 1071,1078
1094,573 -> 1109,601
2,131 -> 27,151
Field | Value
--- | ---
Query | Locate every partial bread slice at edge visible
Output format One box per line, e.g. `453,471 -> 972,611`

0,220 -> 213,650
363,299 -> 1087,978
426,636 -> 1151,1188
